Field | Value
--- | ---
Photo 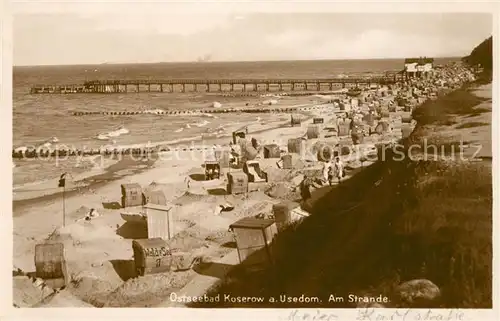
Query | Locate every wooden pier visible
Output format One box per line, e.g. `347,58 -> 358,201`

30,76 -> 398,94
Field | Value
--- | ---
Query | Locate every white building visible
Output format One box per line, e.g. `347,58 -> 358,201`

404,57 -> 434,79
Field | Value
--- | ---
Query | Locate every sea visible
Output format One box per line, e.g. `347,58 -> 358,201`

13,58 -> 457,187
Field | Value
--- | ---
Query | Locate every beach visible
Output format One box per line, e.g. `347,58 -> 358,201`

12,90 -> 407,307
13,58 -> 481,308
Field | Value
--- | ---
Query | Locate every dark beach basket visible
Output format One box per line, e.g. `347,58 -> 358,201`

287,138 -> 303,154
263,144 -> 281,159
273,201 -> 301,229
132,238 -> 172,276
142,190 -> 167,206
306,125 -> 320,139
281,154 -> 293,169
229,217 -> 278,271
34,242 -> 68,289
121,183 -> 143,208
313,117 -> 324,124
227,172 -> 248,195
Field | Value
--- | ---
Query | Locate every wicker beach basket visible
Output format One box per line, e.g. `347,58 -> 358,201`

142,190 -> 167,206
121,183 -> 143,208
132,238 -> 172,276
227,172 -> 248,195
306,125 -> 320,139
34,242 -> 68,289
263,144 -> 280,159
287,138 -> 303,154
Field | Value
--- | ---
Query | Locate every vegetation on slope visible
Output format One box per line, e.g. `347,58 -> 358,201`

191,85 -> 492,309
462,36 -> 493,82
411,85 -> 488,127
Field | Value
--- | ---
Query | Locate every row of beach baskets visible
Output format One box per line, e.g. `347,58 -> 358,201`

34,200 -> 305,285
34,237 -> 177,286
121,184 -> 167,208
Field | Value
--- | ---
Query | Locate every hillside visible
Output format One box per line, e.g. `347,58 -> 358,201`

462,36 -> 493,81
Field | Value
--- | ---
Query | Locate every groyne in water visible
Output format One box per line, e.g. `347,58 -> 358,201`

16,106 -> 325,159
12,144 -> 229,159
71,106 -> 324,116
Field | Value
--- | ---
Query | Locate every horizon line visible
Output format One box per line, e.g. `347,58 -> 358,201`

13,56 -> 463,68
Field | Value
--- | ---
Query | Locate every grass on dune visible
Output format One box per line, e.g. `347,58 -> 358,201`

456,122 -> 489,129
412,86 -> 488,126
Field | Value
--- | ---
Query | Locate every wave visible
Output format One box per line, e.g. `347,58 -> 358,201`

39,136 -> 59,148
95,125 -> 130,141
174,128 -> 184,133
261,94 -> 282,98
262,99 -> 279,105
143,109 -> 166,115
13,136 -> 60,151
194,120 -> 210,128
205,124 -> 226,135
312,94 -> 333,101
96,134 -> 110,140
14,146 -> 28,153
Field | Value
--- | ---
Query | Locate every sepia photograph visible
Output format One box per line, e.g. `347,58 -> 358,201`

8,1 -> 495,314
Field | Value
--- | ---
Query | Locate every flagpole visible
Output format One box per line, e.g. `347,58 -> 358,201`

63,185 -> 66,227
59,172 -> 67,227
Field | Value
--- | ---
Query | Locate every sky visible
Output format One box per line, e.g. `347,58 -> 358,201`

12,2 -> 493,66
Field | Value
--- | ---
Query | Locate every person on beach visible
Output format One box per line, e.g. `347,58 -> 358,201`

297,176 -> 324,202
207,168 -> 214,180
299,176 -> 313,201
322,159 -> 332,184
327,165 -> 335,186
333,157 -> 345,184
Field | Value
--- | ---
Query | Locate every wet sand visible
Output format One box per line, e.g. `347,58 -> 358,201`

12,110 -> 315,208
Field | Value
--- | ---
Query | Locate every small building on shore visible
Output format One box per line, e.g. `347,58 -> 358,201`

404,57 -> 434,79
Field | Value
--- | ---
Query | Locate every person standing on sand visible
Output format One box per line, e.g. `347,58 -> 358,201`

322,159 -> 332,184
207,168 -> 214,180
297,176 -> 324,202
328,165 -> 335,186
333,157 -> 345,184
299,176 -> 313,201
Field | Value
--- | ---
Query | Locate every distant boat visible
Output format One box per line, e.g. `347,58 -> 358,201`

196,54 -> 212,63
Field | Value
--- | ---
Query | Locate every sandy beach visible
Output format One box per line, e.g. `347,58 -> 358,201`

9,7 -> 495,314
13,84 -> 410,307
12,59 -> 488,308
